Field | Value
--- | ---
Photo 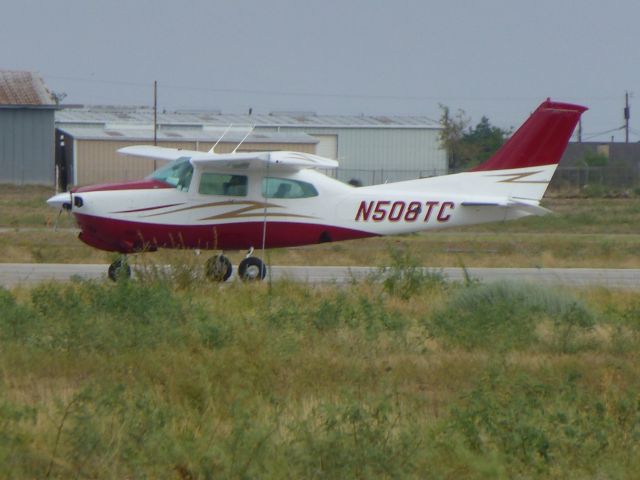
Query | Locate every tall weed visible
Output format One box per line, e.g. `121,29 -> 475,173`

133,249 -> 205,290
0,397 -> 41,479
373,244 -> 446,299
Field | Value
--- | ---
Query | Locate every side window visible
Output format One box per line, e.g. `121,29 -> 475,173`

199,173 -> 248,196
262,177 -> 318,199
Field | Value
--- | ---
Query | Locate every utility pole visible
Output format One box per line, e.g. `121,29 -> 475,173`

577,118 -> 582,143
624,91 -> 630,144
153,81 -> 158,171
153,80 -> 158,146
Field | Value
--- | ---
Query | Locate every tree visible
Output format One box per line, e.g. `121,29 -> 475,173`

438,104 -> 471,171
51,91 -> 67,105
439,105 -> 511,171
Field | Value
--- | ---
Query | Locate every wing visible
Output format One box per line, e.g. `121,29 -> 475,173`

118,146 -> 338,170
118,145 -> 197,161
190,151 -> 339,170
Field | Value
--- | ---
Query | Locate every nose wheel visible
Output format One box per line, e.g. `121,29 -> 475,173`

108,257 -> 131,282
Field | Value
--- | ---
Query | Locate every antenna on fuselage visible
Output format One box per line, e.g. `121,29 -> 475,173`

231,124 -> 255,154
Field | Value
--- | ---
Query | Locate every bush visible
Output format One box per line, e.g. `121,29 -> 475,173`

23,280 -> 206,351
265,285 -> 408,337
311,291 -> 408,336
286,397 -> 421,478
427,281 -> 595,352
582,183 -> 607,198
0,288 -> 38,341
582,151 -> 608,167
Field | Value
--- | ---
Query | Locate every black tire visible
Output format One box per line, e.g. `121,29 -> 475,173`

108,258 -> 131,282
238,257 -> 267,281
205,255 -> 233,282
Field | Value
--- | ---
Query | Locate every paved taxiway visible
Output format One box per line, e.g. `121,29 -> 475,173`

1,264 -> 639,289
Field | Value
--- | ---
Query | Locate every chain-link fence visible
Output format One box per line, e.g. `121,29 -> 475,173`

550,165 -> 640,192
323,168 -> 450,186
323,165 -> 640,193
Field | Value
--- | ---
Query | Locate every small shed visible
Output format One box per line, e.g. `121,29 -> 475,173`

0,71 -> 56,185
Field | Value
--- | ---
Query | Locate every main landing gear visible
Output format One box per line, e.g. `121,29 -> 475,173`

107,248 -> 267,283
205,247 -> 267,282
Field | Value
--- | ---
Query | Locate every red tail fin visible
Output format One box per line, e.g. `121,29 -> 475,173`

472,99 -> 587,172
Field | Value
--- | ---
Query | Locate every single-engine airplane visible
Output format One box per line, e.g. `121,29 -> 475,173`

47,99 -> 586,281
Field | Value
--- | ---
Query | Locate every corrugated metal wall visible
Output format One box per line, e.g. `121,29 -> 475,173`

0,109 -> 54,185
75,140 -> 161,185
258,127 -> 446,185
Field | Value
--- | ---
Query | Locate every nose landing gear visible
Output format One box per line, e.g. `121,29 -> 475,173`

108,257 -> 131,282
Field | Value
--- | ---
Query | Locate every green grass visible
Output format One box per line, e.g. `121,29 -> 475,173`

0,185 -> 75,230
1,260 -> 640,478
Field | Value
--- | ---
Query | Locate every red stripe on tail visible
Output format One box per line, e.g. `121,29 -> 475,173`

472,99 -> 587,172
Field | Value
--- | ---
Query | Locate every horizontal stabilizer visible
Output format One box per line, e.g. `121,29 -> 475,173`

461,198 -> 551,216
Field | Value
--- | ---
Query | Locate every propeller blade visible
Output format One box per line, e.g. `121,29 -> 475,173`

54,208 -> 63,231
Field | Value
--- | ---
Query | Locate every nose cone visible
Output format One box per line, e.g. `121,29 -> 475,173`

47,192 -> 71,210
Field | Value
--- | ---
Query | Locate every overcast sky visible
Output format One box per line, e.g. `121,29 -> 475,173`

2,0 -> 639,140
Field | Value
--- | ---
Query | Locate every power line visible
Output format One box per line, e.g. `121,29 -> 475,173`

43,73 -> 620,104
44,73 -> 635,138
582,126 -> 625,141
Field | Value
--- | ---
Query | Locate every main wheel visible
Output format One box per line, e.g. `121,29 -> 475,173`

108,258 -> 131,282
238,257 -> 267,281
205,255 -> 233,282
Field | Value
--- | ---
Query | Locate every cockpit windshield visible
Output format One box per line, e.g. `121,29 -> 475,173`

147,157 -> 193,191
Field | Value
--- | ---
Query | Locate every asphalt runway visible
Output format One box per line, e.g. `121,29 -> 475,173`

1,263 -> 639,289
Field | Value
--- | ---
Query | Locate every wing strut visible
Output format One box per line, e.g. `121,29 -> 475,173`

261,154 -> 272,285
209,124 -> 233,154
232,125 -> 255,154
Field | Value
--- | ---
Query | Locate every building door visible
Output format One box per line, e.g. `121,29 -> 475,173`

313,135 -> 338,159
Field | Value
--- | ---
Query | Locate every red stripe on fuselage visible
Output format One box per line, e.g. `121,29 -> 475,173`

73,179 -> 173,193
111,203 -> 185,214
73,213 -> 376,253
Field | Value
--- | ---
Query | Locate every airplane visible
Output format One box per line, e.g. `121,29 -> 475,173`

47,99 -> 586,282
